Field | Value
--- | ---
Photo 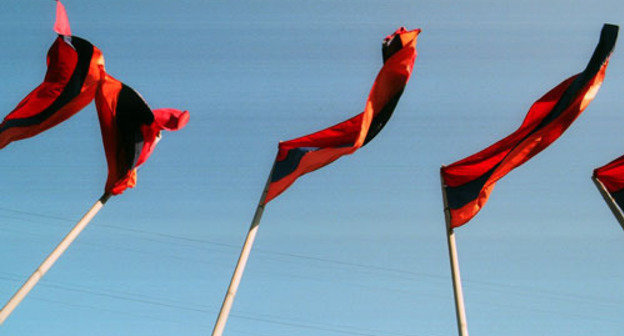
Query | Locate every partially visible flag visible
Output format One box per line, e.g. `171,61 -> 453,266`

441,24 -> 618,228
0,0 -> 104,149
264,27 -> 420,203
594,156 -> 624,213
95,73 -> 189,195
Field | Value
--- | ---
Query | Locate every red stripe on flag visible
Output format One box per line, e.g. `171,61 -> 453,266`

54,0 -> 72,36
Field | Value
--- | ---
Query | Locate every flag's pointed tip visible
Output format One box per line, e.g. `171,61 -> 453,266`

393,26 -> 421,35
53,0 -> 72,36
603,23 -> 619,32
177,110 -> 191,130
152,108 -> 190,131
385,26 -> 421,43
599,23 -> 618,46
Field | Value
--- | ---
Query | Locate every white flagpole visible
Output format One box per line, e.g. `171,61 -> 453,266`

211,163 -> 275,336
440,170 -> 469,336
0,192 -> 111,324
592,176 -> 624,232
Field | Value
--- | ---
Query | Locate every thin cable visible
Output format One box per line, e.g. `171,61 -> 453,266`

1,206 -> 621,308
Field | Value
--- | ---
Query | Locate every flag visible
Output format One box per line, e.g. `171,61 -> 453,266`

264,27 -> 420,203
0,1 -> 104,149
594,156 -> 624,212
441,24 -> 618,228
95,73 -> 189,195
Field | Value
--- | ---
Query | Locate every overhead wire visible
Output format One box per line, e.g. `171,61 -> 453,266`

0,206 -> 621,319
0,273 -> 431,336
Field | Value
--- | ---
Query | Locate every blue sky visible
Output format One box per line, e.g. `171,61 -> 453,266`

1,1 -> 623,335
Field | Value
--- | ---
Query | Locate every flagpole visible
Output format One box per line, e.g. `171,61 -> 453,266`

440,170 -> 469,336
592,176 -> 624,232
0,192 -> 111,325
211,163 -> 275,336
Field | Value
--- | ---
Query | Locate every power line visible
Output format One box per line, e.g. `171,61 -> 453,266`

0,206 -> 622,309
0,273 -> 429,336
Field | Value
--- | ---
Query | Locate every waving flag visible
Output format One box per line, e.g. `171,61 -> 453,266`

441,24 -> 618,228
0,1 -> 104,149
594,156 -> 624,207
95,73 -> 189,195
264,27 -> 420,203
593,157 -> 624,226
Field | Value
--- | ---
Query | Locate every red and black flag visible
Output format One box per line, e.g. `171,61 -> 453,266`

95,73 -> 189,195
264,27 -> 420,203
593,157 -> 624,223
441,24 -> 618,228
0,1 -> 104,149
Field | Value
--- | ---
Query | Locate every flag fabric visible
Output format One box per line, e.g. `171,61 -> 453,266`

0,1 -> 104,149
441,24 -> 618,228
264,27 -> 420,203
53,0 -> 71,36
95,73 -> 189,195
594,156 -> 624,211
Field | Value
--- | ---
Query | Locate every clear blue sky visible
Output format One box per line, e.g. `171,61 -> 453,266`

1,1 -> 623,335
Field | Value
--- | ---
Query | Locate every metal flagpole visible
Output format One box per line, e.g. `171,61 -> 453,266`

592,176 -> 624,232
211,163 -> 275,336
0,192 -> 111,324
440,170 -> 469,336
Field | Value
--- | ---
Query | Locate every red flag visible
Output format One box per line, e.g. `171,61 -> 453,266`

95,73 -> 189,195
0,1 -> 104,149
594,156 -> 624,211
264,27 -> 420,203
441,24 -> 618,228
